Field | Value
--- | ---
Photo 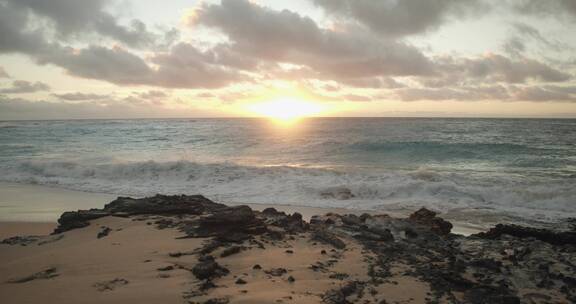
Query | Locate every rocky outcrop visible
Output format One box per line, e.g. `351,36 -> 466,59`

408,207 -> 453,235
192,256 -> 230,280
46,195 -> 576,303
53,194 -> 225,233
474,223 -> 576,246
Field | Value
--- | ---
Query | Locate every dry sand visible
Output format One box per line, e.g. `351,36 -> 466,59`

0,216 -> 426,304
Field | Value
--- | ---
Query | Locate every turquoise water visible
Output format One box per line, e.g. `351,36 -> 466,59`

1,118 -> 575,224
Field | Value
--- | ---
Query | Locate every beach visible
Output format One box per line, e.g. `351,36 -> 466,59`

1,193 -> 575,304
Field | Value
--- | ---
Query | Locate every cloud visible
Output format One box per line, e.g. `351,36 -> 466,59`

514,0 -> 576,20
0,80 -> 50,94
192,0 -> 435,79
1,0 -> 167,48
511,86 -> 576,102
0,66 -> 8,78
52,92 -> 110,101
312,0 -> 488,37
34,43 -> 244,89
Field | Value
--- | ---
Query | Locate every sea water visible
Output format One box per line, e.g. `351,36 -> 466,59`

1,118 -> 574,226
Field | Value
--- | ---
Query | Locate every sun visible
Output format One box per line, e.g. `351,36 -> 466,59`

247,97 -> 324,123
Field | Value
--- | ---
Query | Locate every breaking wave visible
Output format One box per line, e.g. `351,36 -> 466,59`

2,159 -> 575,225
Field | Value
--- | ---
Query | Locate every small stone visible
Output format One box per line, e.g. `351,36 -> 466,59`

253,264 -> 262,270
287,276 -> 295,283
235,278 -> 247,285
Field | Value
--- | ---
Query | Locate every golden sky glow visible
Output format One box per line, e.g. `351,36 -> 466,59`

1,0 -> 576,119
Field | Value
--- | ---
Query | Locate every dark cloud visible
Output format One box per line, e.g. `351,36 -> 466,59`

0,95 -> 214,120
427,54 -> 571,87
52,92 -> 110,101
511,86 -> 576,102
312,0 -> 488,37
193,0 -> 435,79
1,0 -> 165,48
514,0 -> 576,20
0,80 -> 50,94
32,43 -> 245,89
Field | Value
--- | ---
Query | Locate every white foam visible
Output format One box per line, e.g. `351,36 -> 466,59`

1,159 -> 575,225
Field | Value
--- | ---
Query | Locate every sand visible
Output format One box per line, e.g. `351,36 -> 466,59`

0,215 -> 427,304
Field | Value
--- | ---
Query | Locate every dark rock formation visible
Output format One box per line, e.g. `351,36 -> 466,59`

408,208 -> 453,235
322,281 -> 363,304
1,235 -> 41,246
97,226 -> 111,239
312,229 -> 346,249
6,267 -> 59,283
54,195 -> 224,233
93,278 -> 129,291
192,256 -> 230,280
475,223 -> 576,246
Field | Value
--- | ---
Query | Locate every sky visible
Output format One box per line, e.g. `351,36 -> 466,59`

1,0 -> 576,120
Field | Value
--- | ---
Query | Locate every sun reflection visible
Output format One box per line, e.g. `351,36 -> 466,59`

247,97 -> 324,125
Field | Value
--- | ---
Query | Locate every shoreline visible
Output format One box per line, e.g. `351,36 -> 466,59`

2,194 -> 574,304
0,181 -> 483,236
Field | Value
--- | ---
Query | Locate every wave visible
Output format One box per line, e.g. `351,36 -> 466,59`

1,159 -> 575,224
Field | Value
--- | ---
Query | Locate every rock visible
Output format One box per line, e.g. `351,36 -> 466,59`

320,187 -> 355,200
54,195 -> 226,233
408,208 -> 453,235
463,287 -> 521,304
1,235 -> 41,246
220,246 -> 245,258
235,278 -> 247,284
93,278 -> 129,291
287,276 -> 295,283
192,256 -> 229,280
322,281 -> 362,304
104,194 -> 225,215
285,249 -> 294,254
6,267 -> 59,283
475,224 -> 576,246
312,229 -> 346,249
265,268 -> 288,277
194,206 -> 267,238
261,208 -> 308,233
54,210 -> 109,234
204,298 -> 229,304
252,264 -> 262,270
97,226 -> 111,239
157,265 -> 174,271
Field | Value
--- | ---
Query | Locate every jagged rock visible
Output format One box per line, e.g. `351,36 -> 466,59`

6,267 -> 59,283
54,210 -> 109,234
1,235 -> 40,246
97,226 -> 111,239
93,278 -> 129,291
265,268 -> 287,277
408,208 -> 453,235
192,256 -> 229,280
104,194 -> 225,215
320,187 -> 355,200
204,298 -> 229,304
220,246 -> 245,258
312,229 -> 346,249
322,281 -> 362,304
54,195 -> 225,233
463,286 -> 521,304
261,208 -> 308,233
193,205 -> 266,238
475,224 -> 576,246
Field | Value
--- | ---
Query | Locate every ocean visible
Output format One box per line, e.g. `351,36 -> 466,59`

1,118 -> 575,227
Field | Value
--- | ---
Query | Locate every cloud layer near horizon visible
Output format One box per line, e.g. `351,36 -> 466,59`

1,0 -> 576,119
